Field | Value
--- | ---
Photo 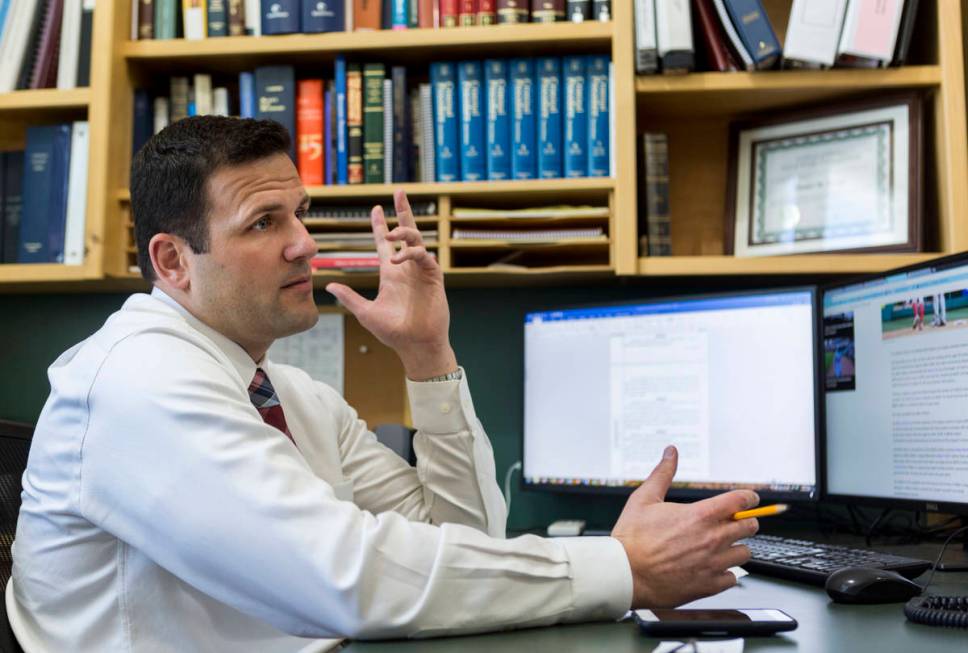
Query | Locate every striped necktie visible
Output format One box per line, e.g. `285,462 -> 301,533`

248,367 -> 295,446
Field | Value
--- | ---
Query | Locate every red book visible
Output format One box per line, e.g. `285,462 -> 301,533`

297,79 -> 324,185
353,0 -> 382,29
440,0 -> 458,26
418,0 -> 437,27
693,0 -> 739,72
311,256 -> 381,269
30,0 -> 64,89
477,0 -> 495,24
458,0 -> 476,25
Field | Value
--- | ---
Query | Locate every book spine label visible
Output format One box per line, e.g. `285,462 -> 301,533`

239,71 -> 255,118
458,61 -> 485,181
510,58 -> 536,180
262,0 -> 300,33
496,0 -> 527,22
477,0 -> 495,24
303,0 -> 345,31
255,65 -> 297,161
531,0 -> 562,22
391,66 -> 411,183
139,0 -> 155,37
297,79 -> 324,185
562,55 -> 586,177
440,0 -> 457,25
228,0 -> 246,34
363,63 -> 385,184
207,0 -> 228,35
536,56 -> 562,179
484,59 -> 510,180
585,55 -> 608,177
347,63 -> 364,184
430,62 -> 459,182
335,57 -> 349,184
2,153 -> 24,263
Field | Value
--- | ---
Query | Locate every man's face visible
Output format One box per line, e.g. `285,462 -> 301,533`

184,153 -> 319,358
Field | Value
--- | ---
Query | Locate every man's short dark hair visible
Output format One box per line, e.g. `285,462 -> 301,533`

130,116 -> 291,282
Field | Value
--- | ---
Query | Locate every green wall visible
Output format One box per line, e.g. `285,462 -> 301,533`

0,277 -> 816,532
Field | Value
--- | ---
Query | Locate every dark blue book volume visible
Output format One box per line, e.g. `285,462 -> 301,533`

335,56 -> 348,184
430,62 -> 460,182
586,55 -> 609,177
262,0 -> 300,34
484,59 -> 510,181
536,56 -> 562,179
1,152 -> 24,263
239,72 -> 256,118
18,125 -> 72,263
391,66 -> 411,183
510,57 -> 536,180
722,0 -> 780,69
301,0 -> 344,32
458,60 -> 485,181
563,55 -> 587,178
255,65 -> 297,161
207,0 -> 229,35
132,89 -> 154,157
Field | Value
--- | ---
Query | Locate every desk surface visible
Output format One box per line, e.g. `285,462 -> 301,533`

343,570 -> 968,652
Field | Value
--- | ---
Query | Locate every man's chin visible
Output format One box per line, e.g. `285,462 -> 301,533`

275,306 -> 320,339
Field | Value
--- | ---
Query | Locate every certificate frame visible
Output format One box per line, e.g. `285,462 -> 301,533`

725,93 -> 923,257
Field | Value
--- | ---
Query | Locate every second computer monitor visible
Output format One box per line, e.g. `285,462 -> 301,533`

523,288 -> 821,502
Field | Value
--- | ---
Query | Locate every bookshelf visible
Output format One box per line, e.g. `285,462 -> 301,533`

632,0 -> 968,276
2,0 -> 967,290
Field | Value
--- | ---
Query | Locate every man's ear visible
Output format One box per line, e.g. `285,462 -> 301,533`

148,233 -> 192,291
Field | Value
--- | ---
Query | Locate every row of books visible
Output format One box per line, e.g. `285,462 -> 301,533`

134,54 -> 614,185
0,0 -> 94,92
132,0 -> 610,39
635,0 -> 918,74
0,122 -> 89,265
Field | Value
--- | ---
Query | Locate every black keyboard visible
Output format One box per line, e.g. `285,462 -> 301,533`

741,534 -> 933,586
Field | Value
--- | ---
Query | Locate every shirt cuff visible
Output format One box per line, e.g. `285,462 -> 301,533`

558,536 -> 633,622
406,366 -> 477,435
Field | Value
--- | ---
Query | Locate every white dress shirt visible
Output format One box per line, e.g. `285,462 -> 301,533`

10,288 -> 632,652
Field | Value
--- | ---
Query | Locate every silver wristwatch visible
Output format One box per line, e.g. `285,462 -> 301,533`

425,368 -> 462,383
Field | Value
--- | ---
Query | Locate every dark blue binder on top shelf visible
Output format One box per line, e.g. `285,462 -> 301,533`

255,65 -> 297,161
301,0 -> 344,32
562,55 -> 587,178
458,60 -> 485,181
1,152 -> 24,263
262,0 -> 300,34
536,56 -> 562,179
431,62 -> 460,182
18,124 -> 72,263
484,59 -> 511,181
510,57 -> 536,180
722,0 -> 780,69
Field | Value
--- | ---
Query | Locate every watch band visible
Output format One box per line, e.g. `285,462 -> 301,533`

424,368 -> 462,383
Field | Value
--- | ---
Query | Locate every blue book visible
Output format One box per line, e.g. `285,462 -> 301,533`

484,59 -> 510,181
457,61 -> 485,182
391,0 -> 407,28
301,0 -> 344,32
586,55 -> 609,177
722,0 -> 780,69
430,62 -> 459,182
255,65 -> 296,161
510,58 -> 536,180
132,89 -> 153,157
562,56 -> 586,178
536,57 -> 562,179
239,72 -> 255,118
262,0 -> 300,34
335,56 -> 348,185
0,0 -> 13,46
1,152 -> 24,263
324,87 -> 334,184
18,125 -> 72,263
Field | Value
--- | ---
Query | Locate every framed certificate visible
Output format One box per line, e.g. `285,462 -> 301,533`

725,94 -> 923,257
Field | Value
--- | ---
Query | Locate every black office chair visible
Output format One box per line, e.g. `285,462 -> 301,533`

0,420 -> 31,653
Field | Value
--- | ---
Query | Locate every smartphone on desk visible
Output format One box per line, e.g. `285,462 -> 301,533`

634,608 -> 798,637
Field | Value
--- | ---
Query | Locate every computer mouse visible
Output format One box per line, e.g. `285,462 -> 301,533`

825,567 -> 923,604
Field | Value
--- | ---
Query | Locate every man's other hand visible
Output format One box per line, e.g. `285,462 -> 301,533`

325,189 -> 457,380
611,446 -> 759,609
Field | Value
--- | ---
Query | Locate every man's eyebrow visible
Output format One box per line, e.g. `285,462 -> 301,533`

245,196 -> 311,217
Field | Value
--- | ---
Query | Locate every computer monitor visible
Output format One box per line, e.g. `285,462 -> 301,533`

823,252 -> 968,515
523,288 -> 821,502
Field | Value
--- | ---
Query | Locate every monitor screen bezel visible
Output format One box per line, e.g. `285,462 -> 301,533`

821,250 -> 968,516
520,285 -> 824,504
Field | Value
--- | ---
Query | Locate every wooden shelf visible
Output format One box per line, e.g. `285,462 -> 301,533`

0,88 -> 91,111
637,254 -> 943,276
635,66 -> 943,117
449,238 -> 609,248
122,23 -> 613,71
0,263 -> 92,283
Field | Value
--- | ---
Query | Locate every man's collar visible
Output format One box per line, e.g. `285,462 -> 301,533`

150,287 -> 266,384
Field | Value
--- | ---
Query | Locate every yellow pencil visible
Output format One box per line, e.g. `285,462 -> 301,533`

733,503 -> 789,520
